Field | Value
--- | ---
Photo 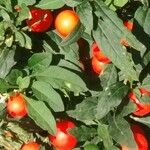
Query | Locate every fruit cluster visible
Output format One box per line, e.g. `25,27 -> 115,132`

0,1 -> 149,150
21,7 -> 79,37
6,93 -> 77,149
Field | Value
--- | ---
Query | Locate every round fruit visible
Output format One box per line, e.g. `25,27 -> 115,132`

21,142 -> 40,150
6,93 -> 27,118
92,42 -> 111,64
128,91 -> 140,105
121,125 -> 148,150
26,8 -> 53,32
55,10 -> 79,36
128,91 -> 150,116
133,103 -> 150,116
124,20 -> 134,31
120,20 -> 134,47
49,120 -> 77,150
131,125 -> 148,150
92,57 -> 104,75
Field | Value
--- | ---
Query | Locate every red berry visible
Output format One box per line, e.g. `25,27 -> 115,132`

6,93 -> 27,118
92,42 -> 111,64
128,91 -> 140,105
91,57 -> 104,75
124,20 -> 134,31
121,125 -> 148,150
49,120 -> 77,150
133,103 -> 150,116
21,141 -> 40,150
131,125 -> 148,150
128,91 -> 150,116
26,8 -> 53,32
55,10 -> 79,37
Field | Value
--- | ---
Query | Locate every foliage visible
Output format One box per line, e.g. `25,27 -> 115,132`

0,0 -> 150,149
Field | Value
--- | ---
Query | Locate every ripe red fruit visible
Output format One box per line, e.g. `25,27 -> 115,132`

133,103 -> 150,116
131,125 -> 148,150
124,20 -> 134,31
121,125 -> 148,150
49,120 -> 77,150
128,91 -> 140,105
120,20 -> 134,47
92,42 -> 111,64
6,93 -> 27,118
139,88 -> 150,96
128,91 -> 150,116
26,8 -> 53,32
55,10 -> 79,36
92,57 -> 104,75
21,141 -> 40,150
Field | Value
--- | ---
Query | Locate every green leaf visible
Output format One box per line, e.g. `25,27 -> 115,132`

22,32 -> 32,49
5,35 -> 14,47
93,21 -> 138,81
0,47 -> 16,79
0,9 -> 11,21
118,101 -> 136,117
33,66 -> 87,93
59,23 -> 84,47
6,122 -> 32,144
109,116 -> 137,149
70,125 -> 97,142
130,115 -> 150,128
0,103 -> 5,113
36,0 -> 65,9
58,59 -> 82,72
96,82 -> 129,119
0,78 -> 10,92
17,0 -> 36,6
142,75 -> 150,89
97,123 -> 113,150
63,0 -> 82,7
14,31 -> 32,50
32,81 -> 64,112
67,97 -> 98,123
26,97 -> 56,135
100,64 -> 118,88
114,0 -> 128,7
15,31 -> 26,47
1,0 -> 12,12
135,6 -> 150,36
94,0 -> 145,51
5,69 -> 23,85
60,43 -> 80,65
14,31 -> 32,49
139,0 -> 149,7
77,2 -> 93,33
0,23 -> 5,44
16,4 -> 30,25
17,76 -> 30,91
93,0 -> 146,81
84,144 -> 99,150
28,52 -> 52,72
